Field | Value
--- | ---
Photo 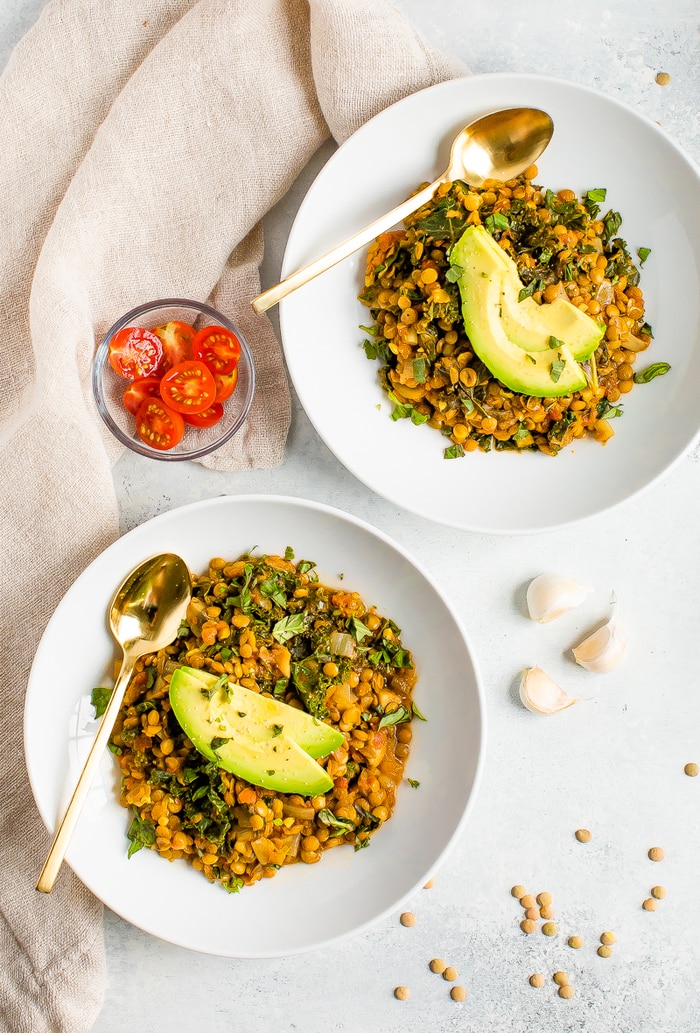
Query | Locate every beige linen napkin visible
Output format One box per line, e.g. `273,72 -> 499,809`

0,1 -> 466,1030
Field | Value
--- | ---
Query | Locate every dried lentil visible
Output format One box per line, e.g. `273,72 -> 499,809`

553,972 -> 569,986
559,985 -> 575,999
542,921 -> 558,937
400,912 -> 416,927
429,958 -> 447,975
684,762 -> 699,777
521,919 -> 538,934
648,847 -> 665,862
597,945 -> 613,958
600,931 -> 616,945
394,986 -> 410,1001
529,973 -> 545,988
450,986 -> 468,1002
443,967 -> 458,982
575,828 -> 591,843
567,935 -> 584,949
643,897 -> 657,911
651,885 -> 667,899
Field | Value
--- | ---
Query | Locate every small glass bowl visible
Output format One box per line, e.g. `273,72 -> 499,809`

92,298 -> 255,461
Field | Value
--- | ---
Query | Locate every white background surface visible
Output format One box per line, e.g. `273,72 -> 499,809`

4,2 -> 700,1031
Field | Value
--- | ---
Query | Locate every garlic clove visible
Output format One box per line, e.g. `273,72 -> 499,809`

519,666 -> 578,715
526,573 -> 592,624
572,597 -> 627,673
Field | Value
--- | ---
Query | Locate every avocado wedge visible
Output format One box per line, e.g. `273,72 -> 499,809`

169,666 -> 342,796
450,226 -> 601,397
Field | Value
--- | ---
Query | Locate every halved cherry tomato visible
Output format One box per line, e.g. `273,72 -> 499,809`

183,401 -> 224,428
153,320 -> 195,373
212,366 -> 239,403
192,325 -> 241,375
122,375 -> 162,416
135,398 -> 185,450
109,326 -> 163,381
159,359 -> 216,414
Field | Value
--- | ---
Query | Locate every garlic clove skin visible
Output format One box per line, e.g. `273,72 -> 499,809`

572,598 -> 627,673
519,666 -> 578,715
526,573 -> 592,624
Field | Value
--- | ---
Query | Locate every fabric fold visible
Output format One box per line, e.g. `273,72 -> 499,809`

0,2 -> 466,1030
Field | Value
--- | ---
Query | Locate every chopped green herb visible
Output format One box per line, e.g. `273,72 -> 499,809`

633,361 -> 671,384
637,246 -> 651,265
272,613 -> 306,644
126,811 -> 156,859
378,705 -> 412,729
90,686 -> 112,719
444,443 -> 465,459
407,778 -> 420,788
596,398 -> 624,419
412,701 -> 427,721
485,212 -> 509,233
317,808 -> 355,833
351,616 -> 372,643
550,358 -> 566,383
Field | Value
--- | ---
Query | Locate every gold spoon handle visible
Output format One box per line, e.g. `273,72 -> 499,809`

251,177 -> 443,314
36,653 -> 136,893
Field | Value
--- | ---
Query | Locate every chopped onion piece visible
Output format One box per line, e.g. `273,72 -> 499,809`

329,631 -> 356,657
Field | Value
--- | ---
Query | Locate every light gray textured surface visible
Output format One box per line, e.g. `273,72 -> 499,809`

4,2 -> 700,1031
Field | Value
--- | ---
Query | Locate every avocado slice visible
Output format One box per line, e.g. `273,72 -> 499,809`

171,666 -> 343,758
450,226 -> 591,397
456,226 -> 604,361
168,667 -> 340,796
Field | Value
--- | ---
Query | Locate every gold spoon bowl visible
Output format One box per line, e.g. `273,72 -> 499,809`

252,106 -> 554,314
36,552 -> 192,893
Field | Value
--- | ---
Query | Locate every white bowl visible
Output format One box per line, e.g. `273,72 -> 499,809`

279,74 -> 700,533
24,495 -> 485,957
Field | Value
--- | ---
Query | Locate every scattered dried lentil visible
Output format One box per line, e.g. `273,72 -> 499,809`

520,894 -> 537,909
394,986 -> 410,1001
559,985 -> 575,999
567,935 -> 584,949
575,829 -> 591,843
529,973 -> 545,988
553,972 -> 569,986
539,905 -> 555,920
655,71 -> 671,86
443,966 -> 458,982
600,931 -> 616,945
684,762 -> 699,777
648,846 -> 665,862
651,886 -> 667,899
524,907 -> 540,921
643,897 -> 657,911
429,958 -> 447,975
597,945 -> 613,958
536,892 -> 553,907
521,918 -> 538,934
400,912 -> 416,927
511,884 -> 527,899
450,986 -> 468,1002
542,921 -> 558,937
423,878 -> 435,889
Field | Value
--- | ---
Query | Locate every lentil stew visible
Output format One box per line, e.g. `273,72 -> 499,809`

359,167 -> 662,457
108,549 -> 417,893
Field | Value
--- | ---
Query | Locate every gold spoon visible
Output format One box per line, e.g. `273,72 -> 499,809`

36,552 -> 192,893
251,106 -> 553,314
